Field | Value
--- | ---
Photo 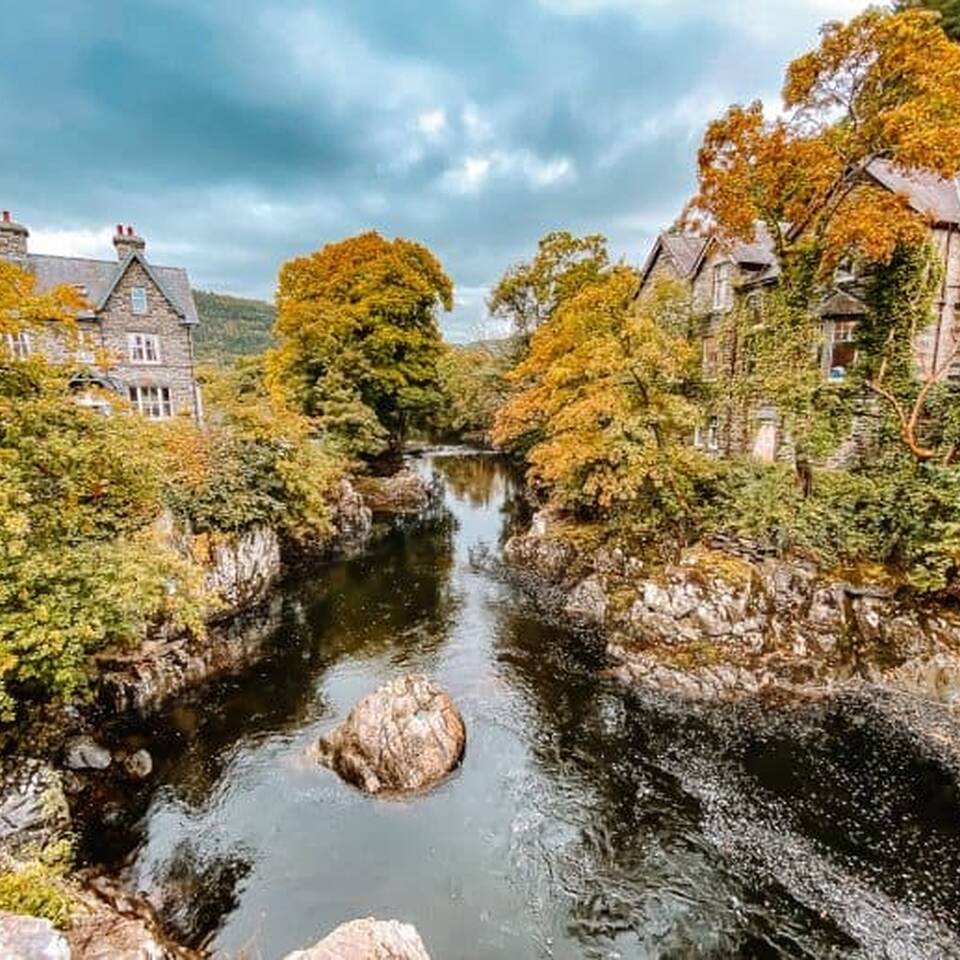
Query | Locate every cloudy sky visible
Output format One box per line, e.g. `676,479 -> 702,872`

2,0 -> 865,341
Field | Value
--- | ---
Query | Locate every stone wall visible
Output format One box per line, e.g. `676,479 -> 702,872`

98,258 -> 199,419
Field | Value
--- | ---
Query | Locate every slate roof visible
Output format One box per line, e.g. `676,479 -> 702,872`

818,289 -> 868,318
661,233 -> 708,277
868,161 -> 960,225
23,252 -> 199,325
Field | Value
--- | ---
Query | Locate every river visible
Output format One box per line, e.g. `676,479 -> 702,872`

84,450 -> 960,959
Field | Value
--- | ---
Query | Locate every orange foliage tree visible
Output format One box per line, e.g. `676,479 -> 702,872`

268,231 -> 453,454
690,7 -> 960,462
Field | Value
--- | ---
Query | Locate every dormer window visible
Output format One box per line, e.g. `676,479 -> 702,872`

131,286 -> 147,315
128,332 -> 160,364
834,258 -> 856,285
712,262 -> 733,312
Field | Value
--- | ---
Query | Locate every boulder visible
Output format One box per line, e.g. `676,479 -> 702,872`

0,759 -> 70,853
330,478 -> 373,546
122,750 -> 153,780
200,526 -> 281,609
284,918 -> 430,960
0,911 -> 71,960
316,675 -> 465,795
356,470 -> 429,516
63,737 -> 112,772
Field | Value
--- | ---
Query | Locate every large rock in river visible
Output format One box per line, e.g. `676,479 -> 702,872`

284,918 -> 431,960
316,675 -> 465,795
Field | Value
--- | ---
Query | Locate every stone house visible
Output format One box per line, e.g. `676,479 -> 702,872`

637,162 -> 960,463
0,212 -> 202,421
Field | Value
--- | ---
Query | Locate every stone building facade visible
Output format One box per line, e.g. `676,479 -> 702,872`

637,162 -> 960,465
0,211 -> 202,421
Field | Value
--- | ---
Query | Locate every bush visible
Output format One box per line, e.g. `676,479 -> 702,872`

0,842 -> 77,928
704,457 -> 960,590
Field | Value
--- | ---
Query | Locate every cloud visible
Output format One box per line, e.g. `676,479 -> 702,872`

440,150 -> 576,195
0,0 -> 868,337
417,108 -> 448,137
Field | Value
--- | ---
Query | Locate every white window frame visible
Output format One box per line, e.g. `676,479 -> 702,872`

128,385 -> 173,419
707,416 -> 720,451
131,286 -> 148,315
702,334 -> 719,377
712,262 -> 733,312
4,331 -> 31,359
128,332 -> 161,365
827,319 -> 858,382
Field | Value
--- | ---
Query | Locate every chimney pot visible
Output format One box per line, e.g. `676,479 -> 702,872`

2,211 -> 9,223
126,225 -> 134,236
116,224 -> 123,236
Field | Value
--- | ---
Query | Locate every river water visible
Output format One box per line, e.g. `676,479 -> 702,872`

89,451 -> 960,959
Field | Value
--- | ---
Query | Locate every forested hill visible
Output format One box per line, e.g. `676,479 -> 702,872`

192,290 -> 276,363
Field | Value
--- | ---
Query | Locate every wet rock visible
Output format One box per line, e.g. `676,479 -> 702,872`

123,750 -> 153,780
97,594 -> 283,716
564,576 -> 608,626
503,510 -> 576,582
329,478 -> 373,546
64,737 -> 112,771
0,759 -> 70,853
882,654 -> 960,706
284,917 -> 431,959
0,911 -> 70,960
316,674 -> 466,795
357,470 -> 429,515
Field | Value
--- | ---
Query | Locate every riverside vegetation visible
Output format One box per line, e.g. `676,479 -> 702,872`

5,4 -> 960,957
495,8 -> 960,593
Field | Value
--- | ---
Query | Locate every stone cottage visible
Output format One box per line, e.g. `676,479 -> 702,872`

0,212 -> 202,421
638,162 -> 960,462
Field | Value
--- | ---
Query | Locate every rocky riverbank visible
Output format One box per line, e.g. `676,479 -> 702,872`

0,467 -> 438,958
504,509 -> 960,766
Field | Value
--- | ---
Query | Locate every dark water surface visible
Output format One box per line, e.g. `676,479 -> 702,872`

92,452 -> 960,959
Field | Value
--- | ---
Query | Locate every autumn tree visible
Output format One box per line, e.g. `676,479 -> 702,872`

691,7 -> 960,463
897,0 -> 960,40
267,232 -> 453,454
0,263 -> 207,720
494,270 -> 706,535
488,231 -> 609,341
433,343 -> 510,441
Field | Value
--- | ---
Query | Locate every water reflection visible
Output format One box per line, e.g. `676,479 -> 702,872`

89,453 -> 960,959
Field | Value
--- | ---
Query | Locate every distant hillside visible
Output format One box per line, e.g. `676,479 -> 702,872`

192,290 -> 276,363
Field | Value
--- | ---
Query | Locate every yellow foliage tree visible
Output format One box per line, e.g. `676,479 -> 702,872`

494,270 -> 706,527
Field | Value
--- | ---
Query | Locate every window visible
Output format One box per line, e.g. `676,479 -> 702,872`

694,416 -> 721,451
128,385 -> 172,419
834,258 -> 856,284
74,330 -> 97,364
4,332 -> 31,359
712,262 -> 733,312
702,334 -> 720,377
707,416 -> 720,451
827,320 -> 858,381
131,287 -> 147,315
128,333 -> 160,364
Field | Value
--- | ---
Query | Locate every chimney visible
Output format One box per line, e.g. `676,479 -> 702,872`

0,210 -> 28,259
113,223 -> 145,260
